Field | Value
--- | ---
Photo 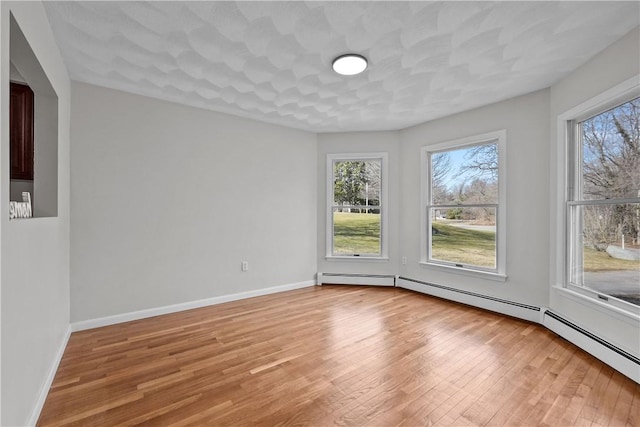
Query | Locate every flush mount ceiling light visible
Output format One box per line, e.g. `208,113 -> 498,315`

332,54 -> 368,76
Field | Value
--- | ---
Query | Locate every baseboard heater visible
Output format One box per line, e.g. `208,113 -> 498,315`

318,272 -> 396,287
542,309 -> 640,383
397,276 -> 541,323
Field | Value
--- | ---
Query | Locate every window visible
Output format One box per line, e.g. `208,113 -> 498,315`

421,131 -> 506,279
566,95 -> 640,310
327,153 -> 388,259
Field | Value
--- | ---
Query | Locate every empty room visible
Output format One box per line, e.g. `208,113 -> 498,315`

1,1 -> 639,426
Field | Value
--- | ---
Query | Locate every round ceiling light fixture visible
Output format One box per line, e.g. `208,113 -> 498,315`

332,54 -> 368,76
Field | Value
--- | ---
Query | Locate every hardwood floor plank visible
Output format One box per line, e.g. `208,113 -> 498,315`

608,372 -> 634,427
578,366 -> 615,424
37,286 -> 640,426
628,384 -> 640,426
112,394 -> 202,427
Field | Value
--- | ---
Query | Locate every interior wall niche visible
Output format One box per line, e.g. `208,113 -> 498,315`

9,13 -> 58,218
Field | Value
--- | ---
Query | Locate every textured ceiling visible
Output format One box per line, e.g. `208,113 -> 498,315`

43,1 -> 639,132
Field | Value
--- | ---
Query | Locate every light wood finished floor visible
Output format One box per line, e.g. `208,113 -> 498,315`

38,285 -> 639,426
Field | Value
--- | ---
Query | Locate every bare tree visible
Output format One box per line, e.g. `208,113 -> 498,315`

583,205 -> 620,251
582,98 -> 640,248
363,160 -> 381,211
459,144 -> 498,182
431,152 -> 452,204
463,178 -> 498,224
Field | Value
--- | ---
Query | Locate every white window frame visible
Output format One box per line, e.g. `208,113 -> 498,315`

556,76 -> 640,316
326,152 -> 389,260
420,130 -> 507,281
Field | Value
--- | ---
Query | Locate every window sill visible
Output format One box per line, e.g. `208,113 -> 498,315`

419,261 -> 507,282
7,216 -> 58,223
552,285 -> 640,324
326,256 -> 389,262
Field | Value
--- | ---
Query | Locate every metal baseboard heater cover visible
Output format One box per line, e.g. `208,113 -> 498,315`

397,276 -> 540,322
543,309 -> 640,382
398,276 -> 540,311
544,310 -> 640,364
318,272 -> 396,287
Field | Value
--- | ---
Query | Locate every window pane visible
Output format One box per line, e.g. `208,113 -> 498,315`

573,203 -> 640,306
333,209 -> 381,255
431,143 -> 498,205
333,160 -> 381,206
430,207 -> 496,268
580,98 -> 639,200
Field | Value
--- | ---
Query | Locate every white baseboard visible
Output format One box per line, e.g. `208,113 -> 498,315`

397,277 -> 541,323
318,272 -> 396,286
27,325 -> 72,427
542,309 -> 640,383
71,280 -> 316,332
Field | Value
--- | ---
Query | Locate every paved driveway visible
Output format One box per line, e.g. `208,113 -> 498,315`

584,270 -> 640,304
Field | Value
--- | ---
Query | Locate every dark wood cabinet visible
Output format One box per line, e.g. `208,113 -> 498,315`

10,82 -> 34,181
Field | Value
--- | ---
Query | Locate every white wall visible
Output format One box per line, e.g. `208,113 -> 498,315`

549,27 -> 640,356
399,89 -> 551,307
9,61 -> 24,82
0,2 -> 70,426
33,93 -> 59,217
70,82 -> 317,322
317,131 -> 401,276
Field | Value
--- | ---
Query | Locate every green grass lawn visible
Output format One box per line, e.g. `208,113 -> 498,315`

431,222 -> 496,268
334,215 -> 639,273
583,247 -> 639,272
333,212 -> 380,254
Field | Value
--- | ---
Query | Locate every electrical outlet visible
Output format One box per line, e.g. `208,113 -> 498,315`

402,256 -> 407,265
241,261 -> 249,271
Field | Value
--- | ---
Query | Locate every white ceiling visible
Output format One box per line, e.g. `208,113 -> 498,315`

43,1 -> 639,132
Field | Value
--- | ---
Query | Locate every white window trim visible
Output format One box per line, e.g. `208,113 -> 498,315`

555,75 -> 640,317
326,152 -> 389,260
420,130 -> 507,282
